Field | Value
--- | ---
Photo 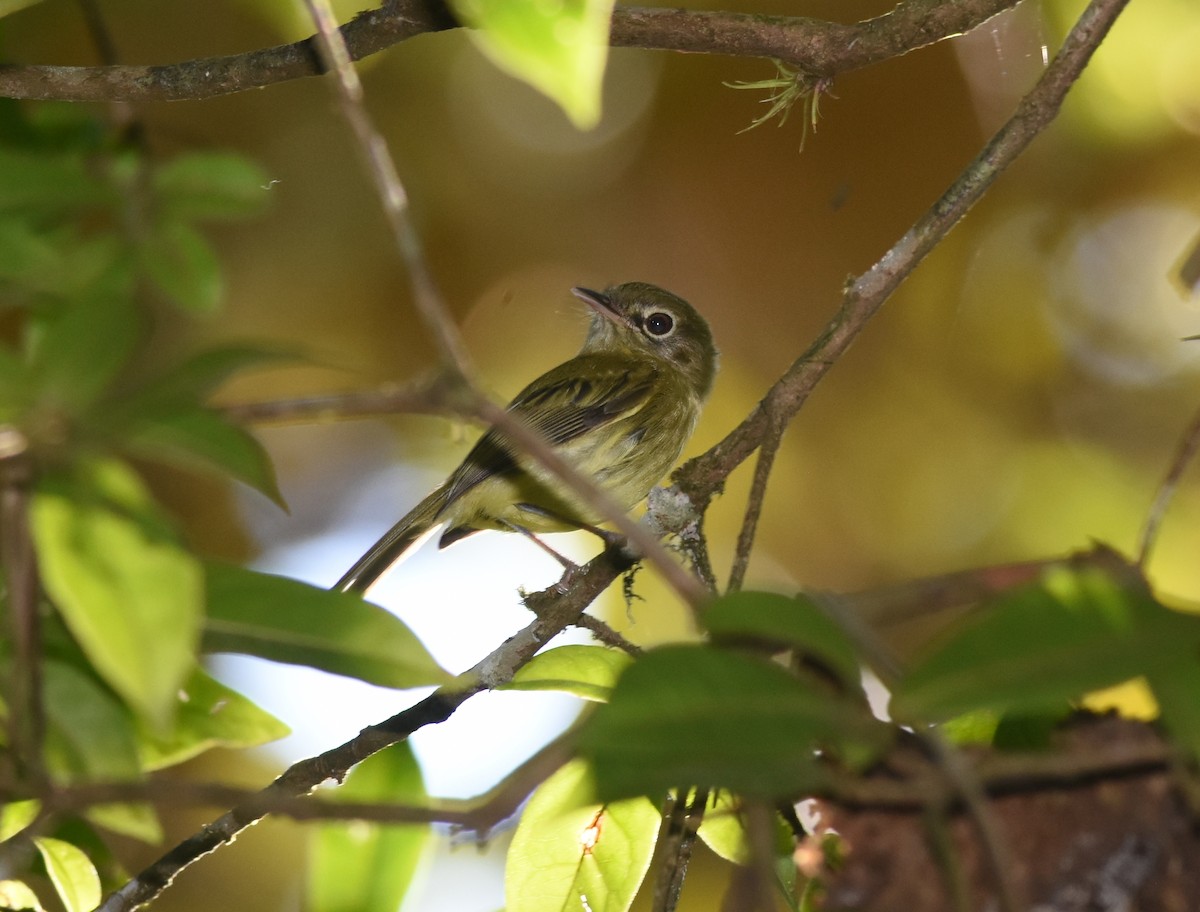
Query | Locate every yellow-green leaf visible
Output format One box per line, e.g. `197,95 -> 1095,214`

33,838 -> 100,912
31,463 -> 203,730
0,801 -> 39,840
308,744 -> 430,912
449,0 -> 613,128
505,644 -> 632,702
506,759 -> 659,912
85,802 -> 162,844
0,879 -> 43,911
203,563 -> 452,689
138,667 -> 290,770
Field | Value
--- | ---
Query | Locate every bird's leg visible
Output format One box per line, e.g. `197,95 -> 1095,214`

501,519 -> 578,571
515,503 -> 629,551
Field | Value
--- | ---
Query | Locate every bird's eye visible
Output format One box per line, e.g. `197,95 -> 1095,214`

645,312 -> 674,337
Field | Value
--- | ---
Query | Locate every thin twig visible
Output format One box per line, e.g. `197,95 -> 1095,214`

1137,400 -> 1200,566
0,428 -> 43,784
726,423 -> 783,593
303,0 -> 473,377
814,718 -> 1172,810
221,378 -> 708,606
0,0 -> 1020,103
573,614 -> 643,655
13,726 -> 576,835
219,380 -> 455,425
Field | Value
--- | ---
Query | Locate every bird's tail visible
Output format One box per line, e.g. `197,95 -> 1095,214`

334,490 -> 445,594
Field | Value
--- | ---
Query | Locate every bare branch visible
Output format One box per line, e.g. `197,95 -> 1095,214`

0,0 -> 1019,103
0,0 -> 454,102
1138,401 -> 1200,566
303,0 -> 473,377
573,614 -> 643,655
218,381 -> 454,426
815,717 -> 1173,811
726,423 -> 783,593
0,427 -> 43,784
12,725 -> 575,835
673,0 -> 1134,514
610,0 -> 1018,74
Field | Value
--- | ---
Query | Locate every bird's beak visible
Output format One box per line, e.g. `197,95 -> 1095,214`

571,286 -> 631,329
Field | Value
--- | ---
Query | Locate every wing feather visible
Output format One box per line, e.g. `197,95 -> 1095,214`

437,354 -> 657,512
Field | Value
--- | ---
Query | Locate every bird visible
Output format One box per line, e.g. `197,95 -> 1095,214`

335,282 -> 718,594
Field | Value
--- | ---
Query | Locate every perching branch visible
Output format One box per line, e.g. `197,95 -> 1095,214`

96,544 -> 635,912
0,0 -> 1020,103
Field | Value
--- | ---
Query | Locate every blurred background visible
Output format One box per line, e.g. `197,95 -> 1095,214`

6,0 -> 1200,908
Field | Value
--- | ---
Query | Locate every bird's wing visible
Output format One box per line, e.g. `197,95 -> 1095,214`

437,355 -> 658,511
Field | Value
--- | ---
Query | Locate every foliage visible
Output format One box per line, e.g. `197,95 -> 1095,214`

0,2 -> 1196,911
0,102 -> 447,910
447,0 -> 615,128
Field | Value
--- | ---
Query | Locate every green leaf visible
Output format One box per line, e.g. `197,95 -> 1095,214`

0,148 -> 113,213
41,660 -> 142,782
1144,611 -> 1200,757
505,644 -> 633,702
0,346 -> 30,419
697,791 -> 750,865
139,221 -> 222,313
0,222 -> 120,302
31,461 -> 203,730
0,219 -> 61,285
152,151 -> 272,221
120,406 -> 285,507
939,710 -> 1001,746
125,345 -> 298,409
696,793 -> 794,869
138,667 -> 290,770
891,564 -> 1175,723
85,802 -> 162,844
448,0 -> 613,128
506,759 -> 659,912
0,801 -> 40,840
308,744 -> 430,912
580,645 -> 888,801
0,879 -> 43,912
28,269 -> 141,411
704,591 -> 862,690
202,563 -> 453,688
33,838 -> 100,912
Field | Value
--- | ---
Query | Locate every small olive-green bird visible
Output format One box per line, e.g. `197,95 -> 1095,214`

335,282 -> 718,593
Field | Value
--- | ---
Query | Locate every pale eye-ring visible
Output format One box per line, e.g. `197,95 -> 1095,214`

645,311 -> 674,337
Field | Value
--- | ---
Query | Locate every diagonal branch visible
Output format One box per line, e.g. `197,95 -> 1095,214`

304,0 -> 473,378
0,0 -> 1020,102
96,545 -> 635,912
673,0 -> 1133,516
